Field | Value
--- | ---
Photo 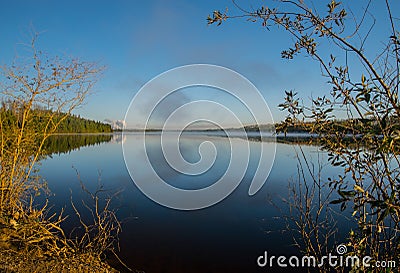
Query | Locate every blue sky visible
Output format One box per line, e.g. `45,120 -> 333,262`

1,0 -> 398,126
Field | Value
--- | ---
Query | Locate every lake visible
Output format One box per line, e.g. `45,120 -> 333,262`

39,133 -> 353,273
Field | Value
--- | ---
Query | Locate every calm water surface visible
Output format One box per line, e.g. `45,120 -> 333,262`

39,133 -> 353,273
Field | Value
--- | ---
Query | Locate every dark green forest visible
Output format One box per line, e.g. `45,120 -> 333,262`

50,113 -> 112,133
0,101 -> 112,134
1,100 -> 112,155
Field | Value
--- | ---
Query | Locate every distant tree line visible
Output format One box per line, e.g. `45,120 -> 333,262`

1,100 -> 112,134
277,118 -> 400,134
53,113 -> 112,133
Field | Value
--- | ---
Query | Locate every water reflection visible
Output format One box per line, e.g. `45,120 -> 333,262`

44,133 -> 112,155
39,133 -> 353,273
111,133 -> 126,144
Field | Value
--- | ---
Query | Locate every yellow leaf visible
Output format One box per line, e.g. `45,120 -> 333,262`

354,185 -> 364,193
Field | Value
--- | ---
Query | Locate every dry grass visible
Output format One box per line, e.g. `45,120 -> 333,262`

0,249 -> 117,273
0,193 -> 123,273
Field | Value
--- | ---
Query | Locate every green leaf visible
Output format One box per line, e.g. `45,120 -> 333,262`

361,74 -> 366,84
